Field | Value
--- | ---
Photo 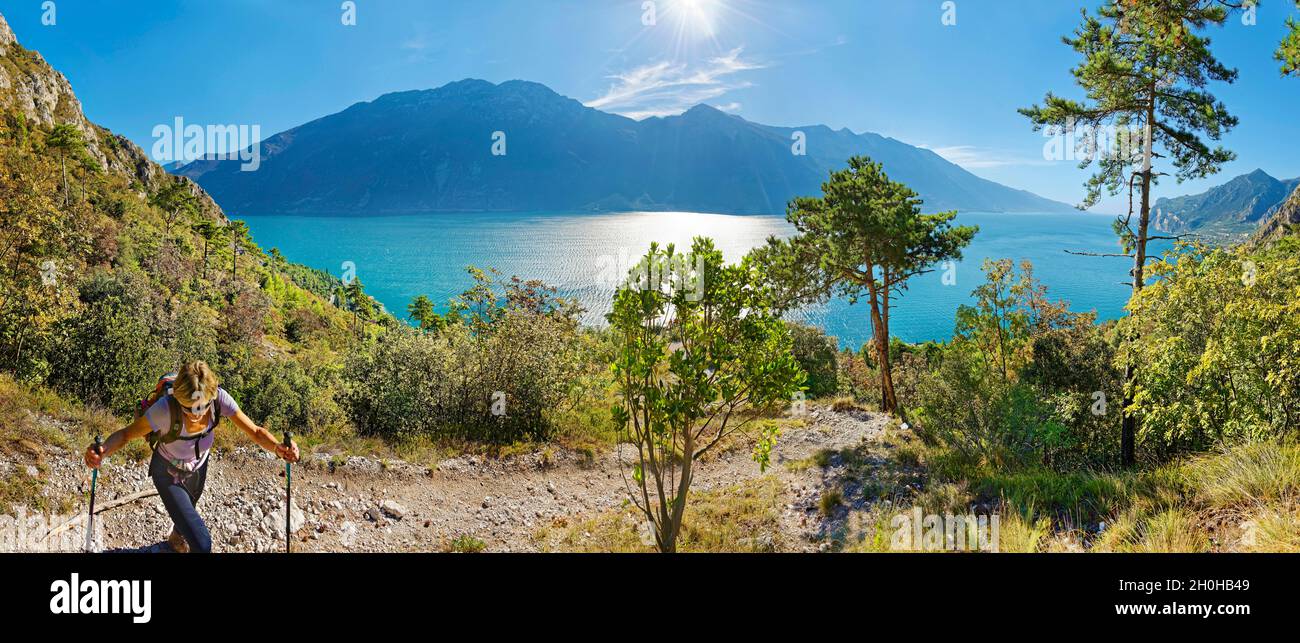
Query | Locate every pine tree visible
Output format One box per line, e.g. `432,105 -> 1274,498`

227,220 -> 250,281
192,220 -> 227,281
1279,1 -> 1300,76
751,156 -> 977,415
346,278 -> 375,331
149,180 -> 199,233
407,294 -> 442,332
1020,0 -> 1239,466
44,124 -> 84,206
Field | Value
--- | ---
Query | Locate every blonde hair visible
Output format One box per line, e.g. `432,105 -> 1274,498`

172,361 -> 220,407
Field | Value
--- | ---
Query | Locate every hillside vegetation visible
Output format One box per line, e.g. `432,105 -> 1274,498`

1,7 -> 1298,554
0,22 -> 336,456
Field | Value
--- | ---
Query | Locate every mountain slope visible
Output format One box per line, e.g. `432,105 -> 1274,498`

1251,184 -> 1300,247
178,79 -> 1074,216
0,10 -> 356,421
1153,169 -> 1300,238
0,13 -> 212,216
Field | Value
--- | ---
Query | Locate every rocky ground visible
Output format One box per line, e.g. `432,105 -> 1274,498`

2,404 -> 890,553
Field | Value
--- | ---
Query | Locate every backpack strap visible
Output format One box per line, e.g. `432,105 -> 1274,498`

167,396 -> 184,437
148,395 -> 220,462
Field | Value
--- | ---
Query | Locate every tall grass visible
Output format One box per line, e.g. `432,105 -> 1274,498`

1184,442 -> 1300,509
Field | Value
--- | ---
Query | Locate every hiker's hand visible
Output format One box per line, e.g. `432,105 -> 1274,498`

84,443 -> 104,469
276,441 -> 300,463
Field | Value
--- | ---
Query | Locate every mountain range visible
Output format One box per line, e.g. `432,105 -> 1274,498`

177,79 -> 1075,216
1153,169 -> 1300,238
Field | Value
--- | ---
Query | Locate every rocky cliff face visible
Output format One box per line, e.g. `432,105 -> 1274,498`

0,13 -> 16,49
0,10 -> 221,220
1252,185 -> 1300,247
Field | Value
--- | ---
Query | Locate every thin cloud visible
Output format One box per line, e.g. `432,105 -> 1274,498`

922,145 -> 1054,169
586,48 -> 765,119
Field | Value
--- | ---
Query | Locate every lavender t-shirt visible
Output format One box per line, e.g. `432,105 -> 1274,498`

145,388 -> 240,470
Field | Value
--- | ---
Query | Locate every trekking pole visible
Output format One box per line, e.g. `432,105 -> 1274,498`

284,431 -> 292,554
85,434 -> 102,553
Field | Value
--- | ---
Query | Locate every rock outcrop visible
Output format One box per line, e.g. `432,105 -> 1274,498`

0,9 -> 222,221
1251,184 -> 1300,248
0,13 -> 16,49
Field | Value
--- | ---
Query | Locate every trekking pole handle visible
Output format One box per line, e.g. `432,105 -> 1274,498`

93,434 -> 103,455
283,431 -> 292,448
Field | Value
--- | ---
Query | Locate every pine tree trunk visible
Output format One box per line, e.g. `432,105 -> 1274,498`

1122,96 -> 1156,468
866,276 -> 898,414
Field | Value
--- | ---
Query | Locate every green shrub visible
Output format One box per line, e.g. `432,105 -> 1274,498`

341,271 -> 586,444
1122,241 -> 1300,458
785,322 -> 839,398
223,356 -> 343,435
49,270 -> 175,414
913,343 -> 1063,470
448,534 -> 486,553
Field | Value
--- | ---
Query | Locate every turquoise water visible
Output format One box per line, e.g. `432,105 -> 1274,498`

241,211 -> 1165,348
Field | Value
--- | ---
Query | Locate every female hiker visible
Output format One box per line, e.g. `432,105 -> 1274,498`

83,360 -> 300,553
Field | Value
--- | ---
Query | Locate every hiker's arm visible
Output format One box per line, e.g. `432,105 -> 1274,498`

83,416 -> 151,468
230,410 -> 300,463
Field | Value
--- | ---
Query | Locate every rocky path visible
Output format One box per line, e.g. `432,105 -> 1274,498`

7,405 -> 888,553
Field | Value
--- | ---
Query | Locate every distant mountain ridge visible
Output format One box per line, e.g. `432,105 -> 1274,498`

178,79 -> 1074,216
1153,169 -> 1300,238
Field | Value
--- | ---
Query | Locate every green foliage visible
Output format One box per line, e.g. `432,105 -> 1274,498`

1120,241 -> 1300,456
608,237 -> 804,552
342,270 -> 587,444
344,278 -> 376,322
1020,0 -> 1238,210
753,156 -> 976,413
1183,441 -> 1300,509
1022,322 -> 1122,469
1276,0 -> 1300,76
915,345 -> 1062,471
149,179 -> 200,232
222,355 -> 343,435
48,270 -> 192,413
914,260 -> 1115,470
785,322 -> 839,398
406,294 -> 442,332
448,534 -> 486,553
192,219 -> 228,279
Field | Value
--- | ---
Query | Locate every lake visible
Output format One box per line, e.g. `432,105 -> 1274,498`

241,210 -> 1165,349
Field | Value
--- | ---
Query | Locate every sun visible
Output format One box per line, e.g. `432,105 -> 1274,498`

672,0 -> 719,38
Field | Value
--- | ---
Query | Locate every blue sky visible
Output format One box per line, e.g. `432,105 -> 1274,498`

4,0 -> 1298,213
